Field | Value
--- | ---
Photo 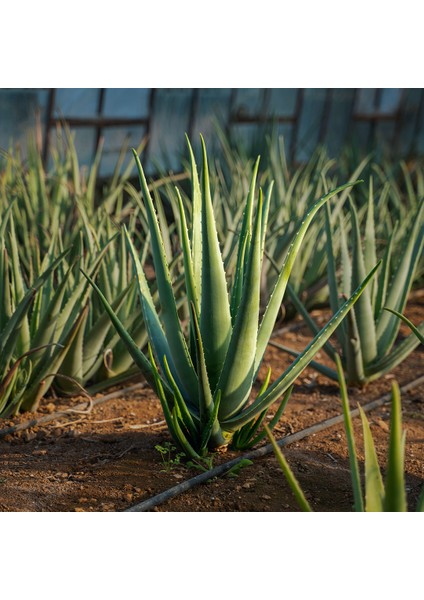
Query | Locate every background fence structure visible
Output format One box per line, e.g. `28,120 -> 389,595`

1,88 -> 423,176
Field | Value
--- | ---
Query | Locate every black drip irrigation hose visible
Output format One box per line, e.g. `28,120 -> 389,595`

124,374 -> 424,512
0,382 -> 147,440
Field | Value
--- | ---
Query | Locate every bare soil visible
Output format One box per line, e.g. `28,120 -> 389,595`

0,302 -> 422,512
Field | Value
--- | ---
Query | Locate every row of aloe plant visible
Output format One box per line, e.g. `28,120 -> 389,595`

0,130 -> 422,431
0,127 -> 155,416
276,184 -> 423,385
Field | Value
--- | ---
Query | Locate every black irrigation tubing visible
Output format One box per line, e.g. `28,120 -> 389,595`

124,374 -> 424,512
0,382 -> 147,440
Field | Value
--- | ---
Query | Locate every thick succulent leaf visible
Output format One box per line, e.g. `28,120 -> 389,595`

335,355 -> 364,511
18,306 -> 89,413
123,228 -> 180,390
344,305 -> 366,385
265,425 -> 312,512
175,188 -> 199,316
349,198 -> 377,364
383,381 -> 407,512
383,308 -> 424,344
185,135 -> 202,300
255,180 -> 363,374
359,405 -> 384,512
217,190 -> 263,421
365,323 -> 423,379
198,136 -> 232,391
190,303 -> 225,448
376,201 -> 424,353
364,179 -> 377,306
230,157 -> 260,319
130,150 -> 199,399
374,225 -> 397,321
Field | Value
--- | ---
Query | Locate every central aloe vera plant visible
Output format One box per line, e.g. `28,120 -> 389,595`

85,136 -> 379,458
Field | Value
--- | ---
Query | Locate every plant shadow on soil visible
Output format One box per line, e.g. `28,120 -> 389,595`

0,302 -> 423,512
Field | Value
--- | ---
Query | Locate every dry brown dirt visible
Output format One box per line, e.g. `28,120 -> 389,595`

0,302 -> 422,512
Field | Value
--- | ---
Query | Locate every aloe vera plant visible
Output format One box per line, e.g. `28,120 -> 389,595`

281,185 -> 424,385
84,136 -> 379,458
267,357 -> 424,512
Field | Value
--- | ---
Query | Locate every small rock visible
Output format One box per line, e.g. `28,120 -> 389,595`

23,431 -> 37,442
261,494 -> 271,501
74,507 -> 85,512
32,449 -> 48,456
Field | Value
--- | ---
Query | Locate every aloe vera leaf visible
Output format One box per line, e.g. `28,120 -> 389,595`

18,306 -> 89,413
324,205 -> 345,348
185,135 -> 202,300
175,188 -> 199,316
359,405 -> 384,512
340,215 -> 352,299
232,368 -> 273,448
190,302 -> 225,448
344,303 -> 366,385
374,224 -> 397,321
255,180 -> 363,374
147,344 -> 181,445
364,179 -> 377,306
365,322 -> 423,380
268,341 -> 338,381
131,149 -> 199,399
265,425 -> 312,512
217,189 -> 263,421
335,355 -> 364,511
376,201 -> 424,352
383,308 -> 424,344
81,282 -> 134,375
244,385 -> 292,449
285,281 -> 338,361
81,269 -> 168,397
163,355 -> 199,442
8,215 -> 30,354
383,381 -> 407,512
56,305 -> 89,391
198,136 -> 232,390
0,249 -> 69,372
224,262 -> 380,431
230,157 -> 260,318
123,227 -> 192,401
349,198 -> 377,364
199,390 -> 222,453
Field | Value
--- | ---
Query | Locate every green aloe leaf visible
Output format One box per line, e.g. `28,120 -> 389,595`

349,198 -> 377,364
255,180 -> 363,374
198,136 -> 232,391
383,381 -> 407,512
383,308 -> 424,344
131,149 -> 199,401
359,405 -> 384,512
217,189 -> 263,421
335,355 -> 364,512
265,425 -> 312,512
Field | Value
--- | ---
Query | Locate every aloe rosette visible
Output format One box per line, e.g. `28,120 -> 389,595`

281,185 -> 423,385
84,136 -> 379,458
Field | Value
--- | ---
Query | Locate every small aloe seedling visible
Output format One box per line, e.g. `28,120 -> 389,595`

84,136 -> 378,458
266,356 -> 424,512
